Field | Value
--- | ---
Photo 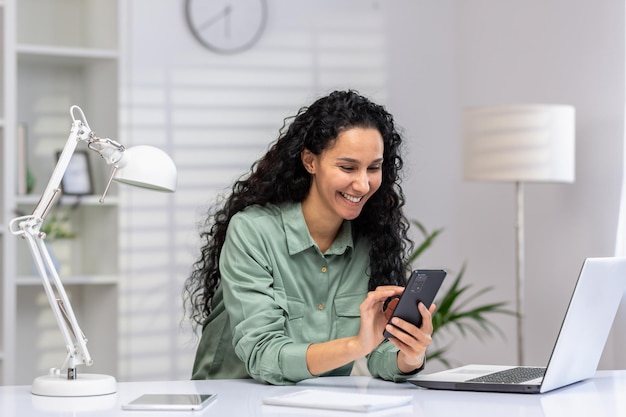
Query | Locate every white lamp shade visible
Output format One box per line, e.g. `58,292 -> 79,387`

463,104 -> 575,183
114,145 -> 177,192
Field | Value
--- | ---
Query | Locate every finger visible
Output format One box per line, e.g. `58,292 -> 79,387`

384,298 -> 400,320
386,320 -> 431,351
418,302 -> 434,333
374,285 -> 405,292
364,287 -> 403,306
370,286 -> 404,300
387,317 -> 418,340
361,291 -> 399,316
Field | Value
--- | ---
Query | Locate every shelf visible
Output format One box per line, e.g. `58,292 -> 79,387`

17,44 -> 118,66
16,274 -> 118,286
15,194 -> 118,207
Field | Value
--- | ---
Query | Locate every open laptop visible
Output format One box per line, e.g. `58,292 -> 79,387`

409,257 -> 626,394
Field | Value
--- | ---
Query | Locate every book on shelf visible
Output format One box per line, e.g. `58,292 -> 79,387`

17,122 -> 28,195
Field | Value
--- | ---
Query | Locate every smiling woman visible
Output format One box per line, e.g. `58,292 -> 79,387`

183,90 -> 432,385
300,127 -> 384,247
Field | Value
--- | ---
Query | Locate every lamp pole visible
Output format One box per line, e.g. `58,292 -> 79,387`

515,181 -> 525,366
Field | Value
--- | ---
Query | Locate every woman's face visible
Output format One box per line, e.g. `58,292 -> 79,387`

302,127 -> 384,223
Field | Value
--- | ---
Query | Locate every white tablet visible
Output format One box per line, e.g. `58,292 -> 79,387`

122,393 -> 217,411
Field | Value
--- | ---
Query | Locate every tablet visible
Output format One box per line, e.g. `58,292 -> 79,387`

122,393 -> 217,411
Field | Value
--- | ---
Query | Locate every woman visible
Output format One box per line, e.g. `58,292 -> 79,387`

183,90 -> 435,385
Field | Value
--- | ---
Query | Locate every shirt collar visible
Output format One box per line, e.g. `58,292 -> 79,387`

281,202 -> 354,256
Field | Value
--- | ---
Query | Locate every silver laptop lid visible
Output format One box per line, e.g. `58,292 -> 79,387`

540,257 -> 626,392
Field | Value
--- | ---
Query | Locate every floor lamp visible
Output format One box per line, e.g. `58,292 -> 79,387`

463,104 -> 575,365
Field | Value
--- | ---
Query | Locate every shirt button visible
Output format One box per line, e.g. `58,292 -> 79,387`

321,266 -> 327,273
318,304 -> 325,310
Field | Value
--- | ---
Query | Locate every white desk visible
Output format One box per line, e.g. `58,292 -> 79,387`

1,370 -> 625,416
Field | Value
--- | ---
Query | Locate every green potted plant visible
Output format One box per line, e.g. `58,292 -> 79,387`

409,220 -> 514,367
40,213 -> 76,240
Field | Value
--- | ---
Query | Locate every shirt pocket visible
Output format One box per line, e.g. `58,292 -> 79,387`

334,293 -> 365,337
284,295 -> 305,340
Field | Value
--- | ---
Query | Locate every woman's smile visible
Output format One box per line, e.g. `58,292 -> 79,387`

340,192 -> 364,204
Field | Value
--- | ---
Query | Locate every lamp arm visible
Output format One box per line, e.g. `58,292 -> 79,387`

87,137 -> 125,203
22,227 -> 92,372
9,111 -> 97,378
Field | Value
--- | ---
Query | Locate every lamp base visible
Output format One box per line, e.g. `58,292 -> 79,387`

32,372 -> 117,397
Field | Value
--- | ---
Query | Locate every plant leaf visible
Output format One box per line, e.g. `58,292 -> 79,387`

406,220 -> 444,266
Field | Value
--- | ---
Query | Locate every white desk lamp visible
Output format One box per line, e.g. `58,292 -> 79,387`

9,105 -> 177,397
463,104 -> 575,365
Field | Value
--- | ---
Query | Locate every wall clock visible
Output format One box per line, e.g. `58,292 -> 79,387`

184,0 -> 268,54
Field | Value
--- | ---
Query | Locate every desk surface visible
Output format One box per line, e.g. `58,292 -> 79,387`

1,370 -> 625,416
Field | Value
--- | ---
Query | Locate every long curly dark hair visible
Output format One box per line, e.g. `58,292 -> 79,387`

183,90 -> 413,328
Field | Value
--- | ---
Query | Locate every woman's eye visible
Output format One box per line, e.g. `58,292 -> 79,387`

368,165 -> 382,171
340,166 -> 355,172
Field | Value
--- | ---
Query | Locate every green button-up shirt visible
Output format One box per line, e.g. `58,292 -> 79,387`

191,202 -> 413,385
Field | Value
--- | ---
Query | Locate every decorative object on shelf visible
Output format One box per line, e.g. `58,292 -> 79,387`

40,212 -> 78,277
9,105 -> 177,397
463,104 -> 575,366
56,150 -> 94,196
39,212 -> 76,240
17,122 -> 36,194
27,169 -> 36,194
408,220 -> 514,368
184,0 -> 268,54
17,122 -> 28,194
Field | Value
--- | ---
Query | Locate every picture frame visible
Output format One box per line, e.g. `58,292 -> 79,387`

57,150 -> 94,196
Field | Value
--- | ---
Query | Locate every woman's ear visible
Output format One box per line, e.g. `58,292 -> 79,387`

301,149 -> 316,174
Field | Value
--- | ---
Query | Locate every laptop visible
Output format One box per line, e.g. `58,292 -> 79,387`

409,257 -> 626,394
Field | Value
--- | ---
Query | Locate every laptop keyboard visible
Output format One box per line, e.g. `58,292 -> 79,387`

467,367 -> 546,384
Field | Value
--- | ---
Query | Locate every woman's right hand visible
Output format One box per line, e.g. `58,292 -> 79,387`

305,285 -> 404,376
355,286 -> 404,354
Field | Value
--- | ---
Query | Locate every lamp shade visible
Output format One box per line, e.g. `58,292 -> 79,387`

463,104 -> 575,183
114,145 -> 177,192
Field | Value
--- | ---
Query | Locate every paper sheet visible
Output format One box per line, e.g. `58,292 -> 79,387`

262,389 -> 412,412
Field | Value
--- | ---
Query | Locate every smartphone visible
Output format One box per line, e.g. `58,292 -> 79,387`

122,393 -> 217,411
383,269 -> 446,338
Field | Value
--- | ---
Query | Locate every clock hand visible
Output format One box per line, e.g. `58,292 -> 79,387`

198,6 -> 231,33
224,6 -> 231,38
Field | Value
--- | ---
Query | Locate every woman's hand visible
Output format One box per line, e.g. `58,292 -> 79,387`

385,302 -> 436,373
306,286 -> 434,376
355,286 -> 404,355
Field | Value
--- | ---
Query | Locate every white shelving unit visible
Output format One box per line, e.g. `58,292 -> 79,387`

1,0 -> 120,385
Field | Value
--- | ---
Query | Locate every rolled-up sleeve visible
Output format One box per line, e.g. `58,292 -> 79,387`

367,341 -> 423,382
220,214 -> 313,385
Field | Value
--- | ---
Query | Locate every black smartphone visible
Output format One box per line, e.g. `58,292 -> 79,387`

383,269 -> 446,338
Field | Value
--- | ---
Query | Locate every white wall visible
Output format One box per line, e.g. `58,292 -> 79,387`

457,0 -> 625,370
119,0 -> 625,380
388,1 -> 625,370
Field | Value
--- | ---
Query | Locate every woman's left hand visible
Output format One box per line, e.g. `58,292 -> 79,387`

385,302 -> 436,373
